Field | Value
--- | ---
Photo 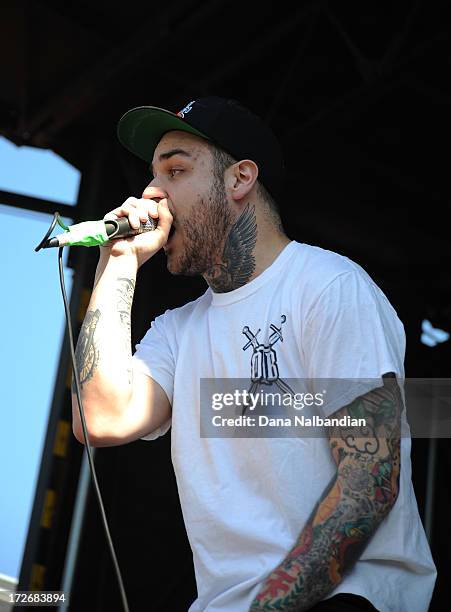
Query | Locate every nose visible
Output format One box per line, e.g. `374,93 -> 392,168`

142,178 -> 167,201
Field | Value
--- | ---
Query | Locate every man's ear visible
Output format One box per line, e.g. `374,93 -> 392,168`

226,160 -> 259,201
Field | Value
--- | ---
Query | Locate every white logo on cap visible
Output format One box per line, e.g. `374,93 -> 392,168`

177,100 -> 196,118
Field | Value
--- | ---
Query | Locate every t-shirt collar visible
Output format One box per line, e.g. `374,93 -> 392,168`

209,240 -> 297,306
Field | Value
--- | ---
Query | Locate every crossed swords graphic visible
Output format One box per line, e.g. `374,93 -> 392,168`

241,315 -> 295,415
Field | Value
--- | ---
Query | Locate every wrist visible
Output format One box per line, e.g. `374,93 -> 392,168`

95,250 -> 139,286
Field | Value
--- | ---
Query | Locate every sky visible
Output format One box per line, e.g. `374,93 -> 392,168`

0,136 -> 80,580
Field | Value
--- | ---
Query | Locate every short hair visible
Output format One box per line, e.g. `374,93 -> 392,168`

208,142 -> 281,220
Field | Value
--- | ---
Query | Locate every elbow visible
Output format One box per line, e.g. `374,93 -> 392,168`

72,420 -> 84,444
72,420 -> 104,447
71,398 -> 130,447
71,396 -> 116,447
72,424 -> 89,445
71,394 -> 98,445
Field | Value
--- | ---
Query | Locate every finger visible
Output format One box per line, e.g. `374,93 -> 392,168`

103,211 -> 119,222
135,197 -> 159,221
106,196 -> 138,218
116,197 -> 139,213
155,199 -> 173,237
147,199 -> 160,219
108,198 -> 141,228
118,197 -> 160,227
125,206 -> 140,229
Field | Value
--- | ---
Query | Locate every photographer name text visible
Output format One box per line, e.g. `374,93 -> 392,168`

211,415 -> 367,428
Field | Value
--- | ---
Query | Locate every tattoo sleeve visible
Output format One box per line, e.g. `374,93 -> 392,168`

250,373 -> 402,611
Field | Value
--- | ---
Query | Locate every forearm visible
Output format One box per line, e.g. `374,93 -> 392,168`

250,469 -> 394,611
71,251 -> 139,439
251,377 -> 401,611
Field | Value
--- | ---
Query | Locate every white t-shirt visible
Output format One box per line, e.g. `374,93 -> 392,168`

133,241 -> 436,612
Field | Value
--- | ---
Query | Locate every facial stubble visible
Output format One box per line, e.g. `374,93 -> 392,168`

166,175 -> 233,276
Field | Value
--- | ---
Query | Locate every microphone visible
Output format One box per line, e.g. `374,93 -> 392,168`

43,216 -> 157,248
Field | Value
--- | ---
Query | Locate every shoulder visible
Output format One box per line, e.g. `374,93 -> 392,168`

156,288 -> 211,329
291,241 -> 379,301
290,242 -> 401,326
291,241 -> 368,284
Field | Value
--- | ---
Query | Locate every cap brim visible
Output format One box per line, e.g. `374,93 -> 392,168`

117,106 -> 209,164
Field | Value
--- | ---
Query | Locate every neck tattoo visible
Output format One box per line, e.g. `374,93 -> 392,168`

205,203 -> 257,293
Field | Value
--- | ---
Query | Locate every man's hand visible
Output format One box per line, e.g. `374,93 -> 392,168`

250,373 -> 402,611
101,189 -> 173,269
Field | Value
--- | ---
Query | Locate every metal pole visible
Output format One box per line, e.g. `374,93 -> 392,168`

58,451 -> 93,612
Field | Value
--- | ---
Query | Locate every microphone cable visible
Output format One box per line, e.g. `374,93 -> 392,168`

58,245 -> 131,612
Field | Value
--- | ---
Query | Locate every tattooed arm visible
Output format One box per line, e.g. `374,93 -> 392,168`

250,373 -> 402,611
71,196 -> 173,446
71,252 -> 170,446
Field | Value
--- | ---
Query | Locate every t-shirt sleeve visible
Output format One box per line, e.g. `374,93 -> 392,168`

302,270 -> 406,417
132,312 -> 174,440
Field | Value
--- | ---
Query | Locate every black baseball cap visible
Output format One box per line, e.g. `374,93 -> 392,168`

117,96 -> 285,201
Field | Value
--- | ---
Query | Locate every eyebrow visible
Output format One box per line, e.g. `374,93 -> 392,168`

149,148 -> 192,175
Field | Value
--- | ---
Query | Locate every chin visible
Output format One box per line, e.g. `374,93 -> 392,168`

165,237 -> 211,277
166,260 -> 182,275
165,253 -> 180,275
166,253 -> 204,277
165,251 -> 186,276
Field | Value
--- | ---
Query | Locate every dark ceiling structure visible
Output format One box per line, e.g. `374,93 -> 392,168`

2,1 -> 450,610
